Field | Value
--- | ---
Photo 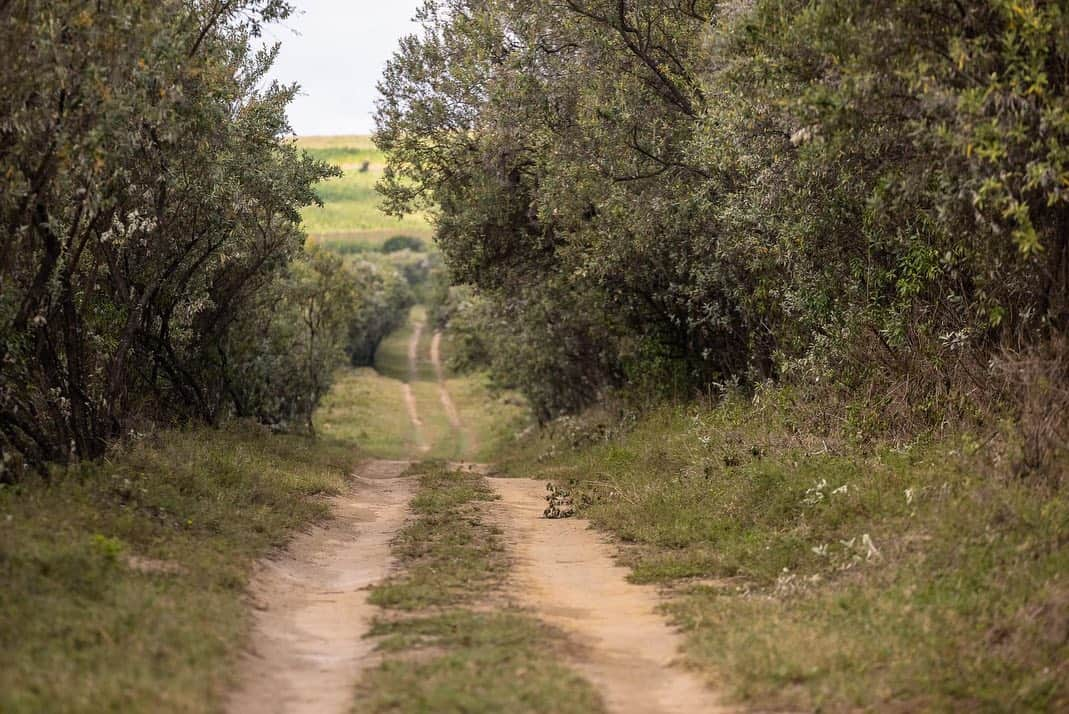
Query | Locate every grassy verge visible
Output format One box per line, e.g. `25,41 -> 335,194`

316,366 -> 419,459
446,373 -> 529,461
502,396 -> 1069,712
0,425 -> 357,713
354,463 -> 604,713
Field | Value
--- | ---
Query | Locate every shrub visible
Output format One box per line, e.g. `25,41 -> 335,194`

0,0 -> 335,474
375,0 -> 1069,434
381,235 -> 426,253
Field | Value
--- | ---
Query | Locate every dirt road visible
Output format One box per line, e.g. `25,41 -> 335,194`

430,330 -> 477,457
226,460 -> 412,714
403,317 -> 430,453
228,310 -> 725,713
489,478 -> 729,714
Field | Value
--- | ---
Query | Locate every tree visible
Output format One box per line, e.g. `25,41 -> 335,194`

376,0 -> 1069,429
0,0 -> 335,474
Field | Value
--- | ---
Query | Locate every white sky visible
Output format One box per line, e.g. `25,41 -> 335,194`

263,0 -> 425,136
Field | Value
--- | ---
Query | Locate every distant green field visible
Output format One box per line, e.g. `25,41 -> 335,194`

296,135 -> 433,251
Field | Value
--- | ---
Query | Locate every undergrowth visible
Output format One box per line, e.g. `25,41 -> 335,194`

503,393 -> 1069,712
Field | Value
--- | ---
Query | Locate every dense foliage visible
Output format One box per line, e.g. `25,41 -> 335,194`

0,1 -> 365,474
343,256 -> 414,367
376,0 -> 1069,429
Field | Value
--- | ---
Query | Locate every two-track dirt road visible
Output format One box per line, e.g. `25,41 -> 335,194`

227,310 -> 726,713
489,478 -> 728,714
401,315 -> 430,454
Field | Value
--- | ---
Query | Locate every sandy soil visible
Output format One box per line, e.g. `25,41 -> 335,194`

400,383 -> 429,453
488,477 -> 730,714
225,460 -> 413,714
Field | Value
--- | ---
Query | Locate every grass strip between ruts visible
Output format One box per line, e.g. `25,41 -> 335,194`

354,462 -> 605,714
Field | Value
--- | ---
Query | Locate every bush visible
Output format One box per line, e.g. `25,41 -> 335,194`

375,0 -> 1069,434
381,235 -> 426,253
221,249 -> 359,433
343,258 -> 413,366
0,1 -> 335,474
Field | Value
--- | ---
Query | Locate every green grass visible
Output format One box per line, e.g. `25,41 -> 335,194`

374,305 -> 435,383
365,304 -> 462,460
501,396 -> 1069,712
409,380 -> 464,460
0,425 -> 357,713
355,610 -> 604,714
307,228 -> 434,254
296,135 -> 433,241
355,463 -> 605,714
445,373 -> 529,462
365,305 -> 529,461
315,366 -> 419,460
368,463 -> 504,610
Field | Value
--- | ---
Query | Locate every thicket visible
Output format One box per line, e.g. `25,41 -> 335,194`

381,234 -> 427,253
376,0 -> 1069,457
0,1 -> 374,476
343,255 -> 413,367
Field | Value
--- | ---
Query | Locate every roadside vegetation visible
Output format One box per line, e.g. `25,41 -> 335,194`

0,425 -> 355,713
377,0 -> 1069,445
2,1 -> 328,471
355,463 -> 605,714
503,396 -> 1069,710
0,4 -> 419,711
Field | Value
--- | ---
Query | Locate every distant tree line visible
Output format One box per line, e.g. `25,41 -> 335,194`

0,1 -> 402,477
376,0 -> 1069,438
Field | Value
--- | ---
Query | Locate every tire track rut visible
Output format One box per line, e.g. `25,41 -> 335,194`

488,477 -> 730,714
430,330 -> 478,458
226,461 -> 413,714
